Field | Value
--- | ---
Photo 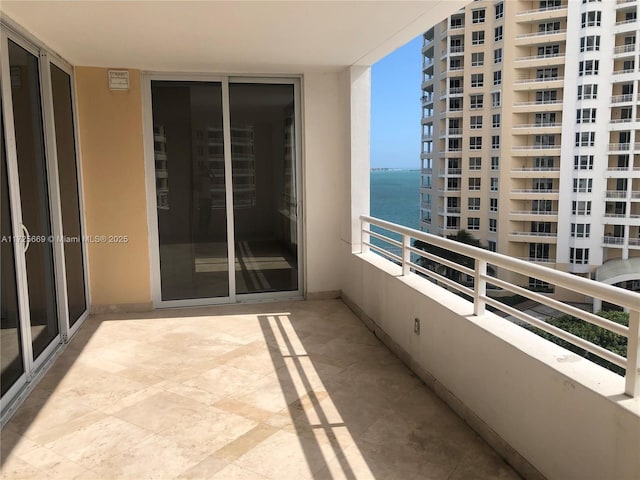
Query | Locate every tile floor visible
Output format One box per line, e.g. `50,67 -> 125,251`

1,300 -> 520,479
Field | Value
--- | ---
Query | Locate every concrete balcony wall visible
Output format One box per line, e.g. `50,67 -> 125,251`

340,250 -> 640,480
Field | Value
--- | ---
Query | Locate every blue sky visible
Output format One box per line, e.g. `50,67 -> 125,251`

371,35 -> 422,169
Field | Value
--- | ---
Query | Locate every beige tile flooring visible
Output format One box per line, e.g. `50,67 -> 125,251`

1,300 -> 520,480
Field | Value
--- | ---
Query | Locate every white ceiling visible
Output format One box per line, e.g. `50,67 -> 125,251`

1,1 -> 467,72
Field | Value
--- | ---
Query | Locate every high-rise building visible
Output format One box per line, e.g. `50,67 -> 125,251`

420,0 -> 640,301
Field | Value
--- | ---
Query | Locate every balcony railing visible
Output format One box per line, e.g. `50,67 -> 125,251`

609,143 -> 631,151
511,167 -> 560,172
611,94 -> 634,103
512,144 -> 560,150
613,68 -> 636,75
510,231 -> 557,237
511,210 -> 558,215
603,236 -> 625,245
615,18 -> 638,26
614,44 -> 636,54
516,5 -> 567,16
513,99 -> 562,107
513,123 -> 561,129
511,188 -> 559,193
516,29 -> 566,39
515,53 -> 564,62
361,215 -> 640,397
515,76 -> 564,85
606,190 -> 627,198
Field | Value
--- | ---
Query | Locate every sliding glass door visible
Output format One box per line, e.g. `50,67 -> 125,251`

148,77 -> 301,305
1,29 -> 88,416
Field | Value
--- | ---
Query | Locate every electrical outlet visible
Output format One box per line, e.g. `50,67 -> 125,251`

414,318 -> 420,335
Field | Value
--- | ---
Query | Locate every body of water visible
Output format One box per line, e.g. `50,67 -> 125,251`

370,169 -> 421,257
370,169 -> 420,229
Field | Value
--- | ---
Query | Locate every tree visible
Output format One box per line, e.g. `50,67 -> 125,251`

528,311 -> 629,375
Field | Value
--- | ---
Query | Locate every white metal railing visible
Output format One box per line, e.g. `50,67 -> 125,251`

511,210 -> 558,215
515,76 -> 564,84
511,167 -> 560,172
614,44 -> 636,54
515,53 -> 564,62
609,143 -> 631,151
520,257 -> 556,263
610,119 -> 633,124
613,69 -> 636,75
510,231 -> 557,237
511,189 -> 559,193
512,145 -> 560,150
603,236 -> 625,245
360,215 -> 640,397
616,18 -> 638,26
516,29 -> 566,39
448,87 -> 464,95
606,190 -> 628,198
514,123 -> 561,129
517,5 -> 566,16
513,99 -> 562,107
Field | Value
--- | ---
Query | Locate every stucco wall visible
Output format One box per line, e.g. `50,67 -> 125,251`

341,250 -> 640,480
75,67 -> 151,311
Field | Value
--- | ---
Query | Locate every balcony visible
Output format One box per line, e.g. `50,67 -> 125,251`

614,44 -> 636,56
0,299 -> 522,480
611,93 -> 635,104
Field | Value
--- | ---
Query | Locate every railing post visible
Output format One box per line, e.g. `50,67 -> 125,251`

473,260 -> 487,316
402,233 -> 410,276
625,309 -> 640,397
361,218 -> 369,254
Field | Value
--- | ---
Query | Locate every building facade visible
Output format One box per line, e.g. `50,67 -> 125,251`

420,0 -> 640,298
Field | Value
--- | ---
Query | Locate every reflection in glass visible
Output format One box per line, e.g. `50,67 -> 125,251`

50,64 -> 86,326
9,40 -> 59,358
151,81 -> 229,300
229,83 -> 298,294
1,104 -> 25,396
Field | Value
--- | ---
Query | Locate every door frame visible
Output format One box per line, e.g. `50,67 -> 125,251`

142,73 -> 304,308
0,20 -> 90,419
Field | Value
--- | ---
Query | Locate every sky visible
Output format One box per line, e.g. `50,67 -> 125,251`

371,35 -> 422,169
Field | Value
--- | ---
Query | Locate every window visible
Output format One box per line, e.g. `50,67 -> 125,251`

532,199 -> 553,213
577,84 -> 597,100
447,217 -> 460,229
541,0 -> 561,8
491,92 -> 501,108
470,94 -> 484,109
489,219 -> 497,232
571,224 -> 591,238
469,157 -> 482,170
576,108 -> 596,124
572,200 -> 592,215
490,177 -> 499,191
539,21 -> 560,33
472,9 -> 486,24
494,48 -> 502,64
535,112 -> 556,125
490,198 -> 498,212
492,114 -> 501,128
450,57 -> 463,70
495,3 -> 504,19
471,73 -> 484,88
491,136 -> 500,150
470,115 -> 483,129
469,178 -> 481,190
468,217 -> 480,230
536,68 -> 558,79
471,52 -> 484,67
536,90 -> 557,103
529,277 -> 552,291
470,137 -> 482,150
538,44 -> 560,57
531,222 -> 552,234
579,60 -> 599,76
580,35 -> 600,52
493,71 -> 502,86
570,248 -> 589,265
533,178 -> 553,190
534,157 -> 555,168
447,177 -> 460,190
494,26 -> 503,42
488,241 -> 497,252
573,178 -> 593,193
448,138 -> 461,151
581,11 -> 601,28
575,132 -> 595,147
451,16 -> 464,28
472,31 -> 485,45
491,156 -> 499,170
534,134 -> 556,147
468,197 -> 481,210
449,98 -> 462,111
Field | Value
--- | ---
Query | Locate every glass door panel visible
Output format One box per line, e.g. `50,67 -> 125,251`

229,83 -> 298,294
151,81 -> 229,300
1,104 -> 24,396
50,63 -> 86,326
8,40 -> 59,359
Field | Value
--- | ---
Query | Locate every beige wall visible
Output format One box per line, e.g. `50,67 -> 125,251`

75,67 -> 151,310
